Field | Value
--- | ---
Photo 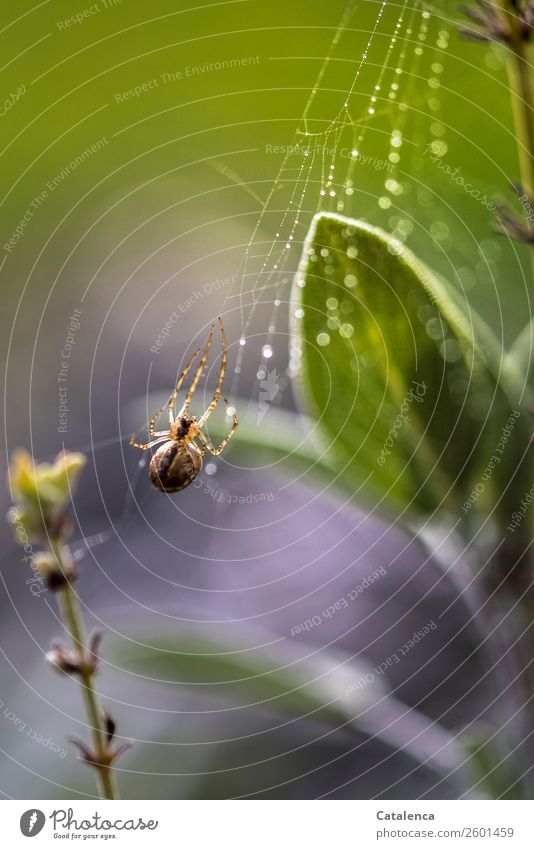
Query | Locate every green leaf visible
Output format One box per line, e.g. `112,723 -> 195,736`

117,630 -> 474,792
119,631 -> 374,723
505,317 -> 534,391
291,212 -> 519,516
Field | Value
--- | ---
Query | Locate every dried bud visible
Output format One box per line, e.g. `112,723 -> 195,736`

68,736 -> 97,764
34,551 -> 77,591
494,203 -> 534,243
46,639 -> 99,677
103,707 -> 117,744
8,449 -> 86,544
69,717 -> 132,770
459,1 -> 533,44
46,643 -> 85,676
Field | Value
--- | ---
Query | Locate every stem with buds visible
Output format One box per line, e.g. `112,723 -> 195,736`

497,1 -> 534,198
50,540 -> 119,801
7,449 -> 130,800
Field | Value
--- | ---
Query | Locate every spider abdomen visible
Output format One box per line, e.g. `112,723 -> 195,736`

149,441 -> 202,492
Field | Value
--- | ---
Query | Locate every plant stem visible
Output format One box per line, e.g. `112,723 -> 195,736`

497,0 -> 534,199
51,539 -> 118,800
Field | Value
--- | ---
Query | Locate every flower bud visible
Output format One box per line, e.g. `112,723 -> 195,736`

46,634 -> 101,677
34,551 -> 77,591
8,449 -> 86,543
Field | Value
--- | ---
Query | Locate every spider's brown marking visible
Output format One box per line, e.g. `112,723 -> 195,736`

129,318 -> 238,493
149,441 -> 202,492
172,414 -> 197,441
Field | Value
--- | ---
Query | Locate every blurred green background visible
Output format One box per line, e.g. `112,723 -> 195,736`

2,0 -> 530,454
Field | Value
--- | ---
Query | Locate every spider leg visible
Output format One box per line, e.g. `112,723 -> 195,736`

129,434 -> 170,452
196,318 -> 228,427
143,379 -> 193,444
168,347 -> 202,423
149,404 -> 169,440
191,434 -> 208,457
178,320 -> 217,417
196,397 -> 238,455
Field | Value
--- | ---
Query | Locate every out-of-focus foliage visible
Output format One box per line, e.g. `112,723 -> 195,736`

290,212 -> 532,519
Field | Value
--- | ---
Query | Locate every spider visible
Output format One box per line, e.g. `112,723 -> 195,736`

130,317 -> 238,492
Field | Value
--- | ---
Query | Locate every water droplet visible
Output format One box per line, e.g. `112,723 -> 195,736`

417,305 -> 436,324
347,245 -> 358,259
320,248 -> 330,258
317,332 -> 330,347
385,178 -> 402,195
262,344 -> 273,359
426,317 -> 445,340
339,323 -> 354,339
448,370 -> 468,397
430,139 -> 447,156
417,187 -> 433,207
344,274 -> 358,288
456,266 -> 476,291
431,121 -> 445,137
379,196 -> 392,209
440,339 -> 462,363
326,297 -> 338,310
430,221 -> 449,241
294,308 -> 304,319
397,218 -> 413,235
205,463 -> 217,475
479,238 -> 502,263
239,336 -> 246,346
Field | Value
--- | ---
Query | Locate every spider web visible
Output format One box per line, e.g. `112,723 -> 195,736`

215,0 -> 452,418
